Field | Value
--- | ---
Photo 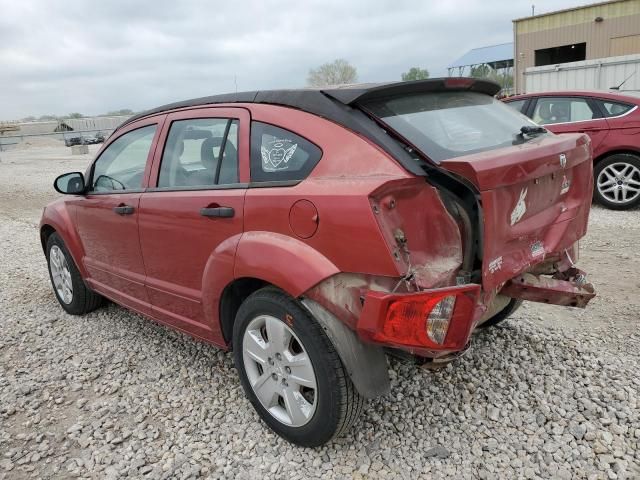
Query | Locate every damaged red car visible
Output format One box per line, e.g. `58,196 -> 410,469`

41,78 -> 595,447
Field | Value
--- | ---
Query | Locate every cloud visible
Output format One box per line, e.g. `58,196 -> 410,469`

0,0 -> 584,119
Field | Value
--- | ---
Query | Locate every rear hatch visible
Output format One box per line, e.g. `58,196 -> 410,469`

357,81 -> 593,290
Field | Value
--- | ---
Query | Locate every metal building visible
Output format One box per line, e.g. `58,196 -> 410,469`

513,0 -> 640,93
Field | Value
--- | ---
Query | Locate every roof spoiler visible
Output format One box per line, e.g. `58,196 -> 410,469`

322,77 -> 501,105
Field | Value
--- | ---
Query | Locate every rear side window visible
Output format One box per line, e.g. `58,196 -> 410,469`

532,97 -> 598,125
158,118 -> 239,188
600,100 -> 634,117
250,122 -> 322,182
363,91 -> 537,162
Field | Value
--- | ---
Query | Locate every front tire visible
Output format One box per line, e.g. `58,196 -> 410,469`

593,154 -> 640,210
46,233 -> 103,315
233,287 -> 364,447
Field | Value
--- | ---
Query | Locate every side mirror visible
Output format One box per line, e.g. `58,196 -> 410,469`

54,172 -> 85,194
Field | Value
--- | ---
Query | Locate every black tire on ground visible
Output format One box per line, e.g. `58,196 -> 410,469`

46,232 -> 103,315
477,298 -> 523,329
593,153 -> 640,210
233,287 -> 364,447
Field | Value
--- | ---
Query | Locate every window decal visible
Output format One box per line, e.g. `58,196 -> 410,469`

261,139 -> 298,171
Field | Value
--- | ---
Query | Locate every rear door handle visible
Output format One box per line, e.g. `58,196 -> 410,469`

200,206 -> 235,218
113,205 -> 135,215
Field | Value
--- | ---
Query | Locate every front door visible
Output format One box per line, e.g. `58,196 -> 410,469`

530,96 -> 610,155
138,108 -> 250,342
76,119 -> 163,314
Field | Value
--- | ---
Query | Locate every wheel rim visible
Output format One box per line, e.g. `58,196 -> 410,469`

49,245 -> 73,304
597,161 -> 640,205
242,315 -> 318,427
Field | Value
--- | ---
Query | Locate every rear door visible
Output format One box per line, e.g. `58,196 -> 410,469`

138,107 -> 250,342
530,96 -> 610,155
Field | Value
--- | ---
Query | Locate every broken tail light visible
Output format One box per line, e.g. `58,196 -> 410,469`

357,284 -> 481,351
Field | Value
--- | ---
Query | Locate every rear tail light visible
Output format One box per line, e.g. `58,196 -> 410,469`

358,285 -> 480,351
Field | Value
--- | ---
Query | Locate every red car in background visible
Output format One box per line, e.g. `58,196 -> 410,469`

41,78 -> 596,446
504,90 -> 640,210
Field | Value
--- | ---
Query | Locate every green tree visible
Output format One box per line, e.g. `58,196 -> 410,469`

67,112 -> 84,119
470,64 -> 513,90
38,115 -> 58,121
307,59 -> 358,87
401,67 -> 430,81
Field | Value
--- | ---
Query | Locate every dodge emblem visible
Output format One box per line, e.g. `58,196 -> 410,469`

559,153 -> 567,168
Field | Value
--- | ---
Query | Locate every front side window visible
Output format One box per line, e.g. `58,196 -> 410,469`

250,122 -> 322,182
600,100 -> 634,118
158,118 -> 239,188
91,124 -> 157,192
363,91 -> 538,162
532,97 -> 598,125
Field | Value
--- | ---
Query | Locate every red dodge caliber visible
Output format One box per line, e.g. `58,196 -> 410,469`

41,78 -> 595,446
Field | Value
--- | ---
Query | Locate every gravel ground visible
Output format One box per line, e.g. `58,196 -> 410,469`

0,145 -> 639,479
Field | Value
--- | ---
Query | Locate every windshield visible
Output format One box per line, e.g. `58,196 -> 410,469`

363,91 -> 542,162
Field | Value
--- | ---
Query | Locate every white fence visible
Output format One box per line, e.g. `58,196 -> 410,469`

523,54 -> 640,93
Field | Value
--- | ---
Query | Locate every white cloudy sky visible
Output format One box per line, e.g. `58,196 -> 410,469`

1,0 -> 585,120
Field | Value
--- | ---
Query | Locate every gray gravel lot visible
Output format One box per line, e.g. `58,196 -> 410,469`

1,145 -> 639,479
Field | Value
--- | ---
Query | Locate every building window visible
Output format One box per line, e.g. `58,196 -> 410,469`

534,43 -> 586,67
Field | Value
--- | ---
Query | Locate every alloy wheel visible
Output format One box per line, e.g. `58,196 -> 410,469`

596,161 -> 640,205
242,315 -> 318,427
49,245 -> 73,304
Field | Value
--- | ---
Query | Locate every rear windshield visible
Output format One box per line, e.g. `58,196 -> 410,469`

363,91 -> 540,162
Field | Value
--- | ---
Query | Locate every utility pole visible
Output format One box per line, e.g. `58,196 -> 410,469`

531,4 -> 535,16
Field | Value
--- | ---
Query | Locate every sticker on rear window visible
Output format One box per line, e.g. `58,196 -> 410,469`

260,139 -> 298,172
510,188 -> 528,226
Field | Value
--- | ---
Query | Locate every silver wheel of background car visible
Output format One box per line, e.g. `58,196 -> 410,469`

49,245 -> 73,304
597,162 -> 640,205
242,314 -> 318,427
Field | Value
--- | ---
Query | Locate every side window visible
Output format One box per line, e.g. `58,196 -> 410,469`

505,99 -> 526,114
532,97 -> 597,125
600,100 -> 634,117
250,122 -> 322,182
91,124 -> 156,192
158,118 -> 239,188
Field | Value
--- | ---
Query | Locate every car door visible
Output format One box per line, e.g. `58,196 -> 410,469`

75,117 -> 165,314
138,108 -> 250,342
529,96 -> 610,155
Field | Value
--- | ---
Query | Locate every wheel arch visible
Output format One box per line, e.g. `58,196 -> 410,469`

594,148 -> 640,165
39,204 -> 88,277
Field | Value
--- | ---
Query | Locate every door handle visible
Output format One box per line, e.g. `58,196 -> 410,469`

113,205 -> 135,215
200,206 -> 235,218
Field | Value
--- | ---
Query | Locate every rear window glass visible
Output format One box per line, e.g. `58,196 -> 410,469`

600,100 -> 634,117
363,91 -> 538,162
250,122 -> 322,182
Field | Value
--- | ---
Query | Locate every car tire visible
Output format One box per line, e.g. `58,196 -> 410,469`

46,232 -> 103,315
477,298 -> 523,329
233,287 -> 364,447
593,154 -> 640,210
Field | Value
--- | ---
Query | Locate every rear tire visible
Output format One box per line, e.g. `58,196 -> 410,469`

593,154 -> 640,210
478,298 -> 523,329
233,287 -> 364,447
46,233 -> 103,315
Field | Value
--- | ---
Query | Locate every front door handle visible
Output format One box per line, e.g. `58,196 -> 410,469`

200,206 -> 235,218
113,205 -> 135,215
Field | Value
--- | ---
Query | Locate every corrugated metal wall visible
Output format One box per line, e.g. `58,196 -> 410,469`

524,53 -> 640,92
514,0 -> 640,93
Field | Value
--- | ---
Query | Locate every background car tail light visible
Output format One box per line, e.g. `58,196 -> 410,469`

358,285 -> 480,351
